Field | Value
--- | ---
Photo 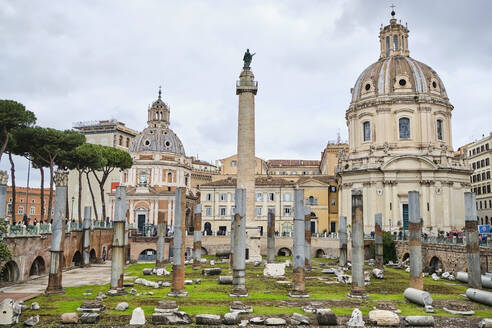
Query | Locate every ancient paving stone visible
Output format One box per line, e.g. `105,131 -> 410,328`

230,301 -> 253,313
24,315 -> 39,327
223,312 -> 240,325
316,308 -> 337,326
80,313 -> 100,324
290,313 -> 310,325
60,313 -> 79,324
196,314 -> 222,325
202,268 -> 222,276
115,302 -> 129,311
368,310 -> 400,326
265,317 -> 287,326
151,312 -> 192,325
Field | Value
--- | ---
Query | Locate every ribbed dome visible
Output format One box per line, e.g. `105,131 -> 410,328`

129,88 -> 186,156
130,126 -> 185,155
351,55 -> 448,103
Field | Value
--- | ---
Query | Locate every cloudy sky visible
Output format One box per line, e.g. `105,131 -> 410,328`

1,0 -> 491,187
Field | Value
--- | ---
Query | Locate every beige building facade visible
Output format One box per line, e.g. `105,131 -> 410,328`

462,134 -> 492,225
68,120 -> 138,221
337,12 -> 471,234
200,177 -> 295,236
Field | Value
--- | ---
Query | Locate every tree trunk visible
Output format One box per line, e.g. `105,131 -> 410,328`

86,171 -> 98,220
47,162 -> 54,223
78,170 -> 83,222
99,174 -> 108,223
39,167 -> 45,223
0,126 -> 8,163
8,152 -> 15,224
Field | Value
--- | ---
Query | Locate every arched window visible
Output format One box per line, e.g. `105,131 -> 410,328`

126,138 -> 130,147
385,36 -> 390,57
399,117 -> 410,139
437,119 -> 443,140
119,135 -> 123,145
393,35 -> 398,51
402,35 -> 405,50
363,121 -> 371,142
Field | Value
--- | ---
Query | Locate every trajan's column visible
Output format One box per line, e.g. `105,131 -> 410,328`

236,49 -> 261,261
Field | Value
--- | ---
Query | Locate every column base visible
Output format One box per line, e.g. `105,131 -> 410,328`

288,291 -> 310,298
348,289 -> 368,299
45,287 -> 65,296
108,288 -> 127,296
167,291 -> 189,297
229,288 -> 248,298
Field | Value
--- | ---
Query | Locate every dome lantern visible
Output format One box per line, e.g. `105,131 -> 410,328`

147,86 -> 170,128
379,9 -> 410,59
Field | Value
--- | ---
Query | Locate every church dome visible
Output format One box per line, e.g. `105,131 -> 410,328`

350,13 -> 449,104
129,88 -> 186,156
130,126 -> 185,155
351,56 -> 448,102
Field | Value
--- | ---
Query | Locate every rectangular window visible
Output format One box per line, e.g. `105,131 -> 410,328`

267,207 -> 275,215
331,199 -> 336,206
206,193 -> 212,201
363,121 -> 371,141
30,206 -> 35,215
231,207 -> 236,215
486,158 -> 490,166
7,203 -> 12,214
205,207 -> 212,216
283,193 -> 291,201
268,193 -> 275,201
18,206 -> 24,214
284,207 -> 291,216
487,143 -> 490,150
219,207 -> 226,216
256,193 -> 263,201
487,171 -> 490,180
473,162 -> 476,170
488,185 -> 491,194
230,160 -> 237,167
256,207 -> 262,217
219,193 -> 227,201
437,119 -> 443,140
231,193 -> 235,202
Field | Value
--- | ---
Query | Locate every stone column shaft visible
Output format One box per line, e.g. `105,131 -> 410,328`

375,213 -> 384,269
230,212 -> 235,268
46,171 -> 68,295
236,66 -> 261,262
465,192 -> 482,289
168,187 -> 188,297
156,211 -> 166,268
193,204 -> 202,269
339,215 -> 348,267
408,191 -> 423,290
82,206 -> 91,267
267,212 -> 275,263
231,188 -> 247,297
350,190 -> 366,297
290,189 -> 307,297
304,209 -> 312,270
110,186 -> 126,294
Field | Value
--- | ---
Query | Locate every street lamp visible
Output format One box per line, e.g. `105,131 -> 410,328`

71,196 -> 75,221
